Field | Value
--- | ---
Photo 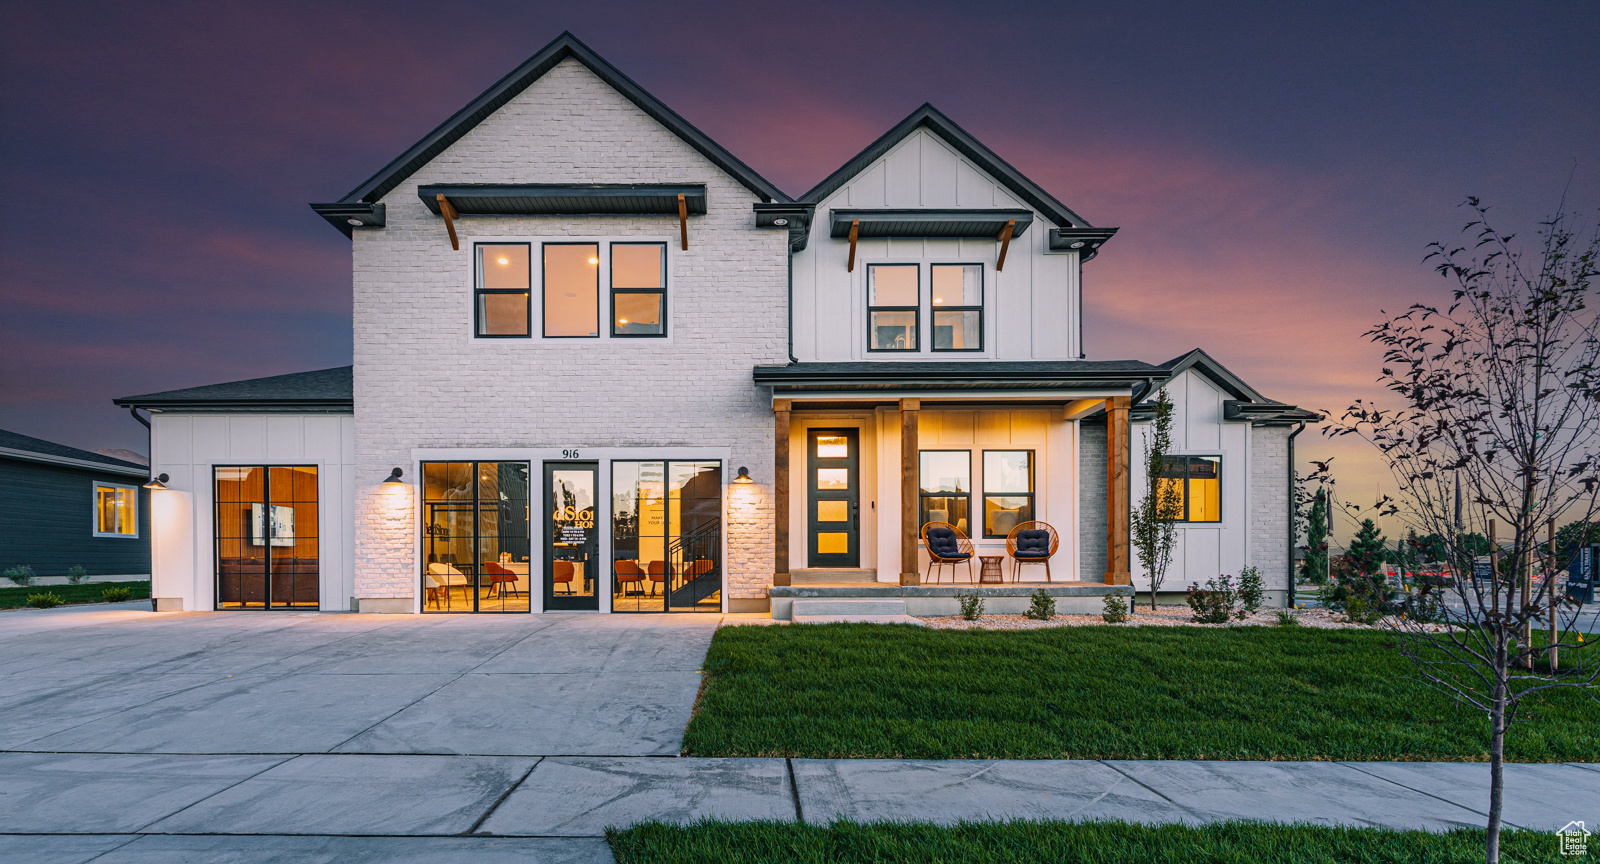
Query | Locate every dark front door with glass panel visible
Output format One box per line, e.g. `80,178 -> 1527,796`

545,462 -> 599,611
214,466 -> 319,610
611,461 -> 722,612
421,462 -> 531,613
808,429 -> 859,568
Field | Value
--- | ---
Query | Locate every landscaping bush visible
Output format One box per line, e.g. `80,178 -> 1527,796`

957,592 -> 983,621
1101,592 -> 1128,623
66,565 -> 89,585
1185,575 -> 1235,624
100,586 -> 133,603
1237,565 -> 1264,615
1025,588 -> 1055,620
1274,609 -> 1300,627
4,564 -> 36,587
26,592 -> 63,609
1343,592 -> 1384,625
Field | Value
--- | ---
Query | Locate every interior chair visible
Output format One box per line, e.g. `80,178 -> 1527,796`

921,521 -> 974,584
647,560 -> 668,595
614,559 -> 646,596
481,561 -> 519,598
551,560 -> 576,594
1006,521 -> 1059,582
425,562 -> 471,607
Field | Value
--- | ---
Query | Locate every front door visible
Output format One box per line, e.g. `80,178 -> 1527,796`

544,462 -> 599,611
807,429 -> 859,567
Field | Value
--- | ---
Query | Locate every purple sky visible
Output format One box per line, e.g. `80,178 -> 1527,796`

3,1 -> 1596,534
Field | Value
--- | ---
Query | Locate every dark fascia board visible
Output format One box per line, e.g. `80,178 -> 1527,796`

1048,227 -> 1118,261
418,184 -> 706,216
754,361 -> 1165,391
753,203 -> 814,251
114,366 -> 353,413
332,32 -> 787,210
1156,348 -> 1269,403
308,202 -> 387,239
829,209 -> 1032,239
798,103 -> 1093,229
1224,401 -> 1323,423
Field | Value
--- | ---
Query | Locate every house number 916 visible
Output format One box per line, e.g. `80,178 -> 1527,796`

561,449 -> 581,458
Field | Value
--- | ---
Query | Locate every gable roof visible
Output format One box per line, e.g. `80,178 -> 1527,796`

1147,349 -> 1322,423
114,366 -> 353,413
797,103 -> 1096,229
0,428 -> 149,477
330,32 -> 787,207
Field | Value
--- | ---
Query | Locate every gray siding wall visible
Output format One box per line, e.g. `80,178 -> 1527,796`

1077,419 -> 1106,582
0,459 -> 150,576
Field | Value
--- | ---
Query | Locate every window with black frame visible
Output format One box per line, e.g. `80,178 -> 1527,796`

931,264 -> 982,351
1159,455 -> 1222,523
611,242 -> 666,336
868,264 -> 918,351
544,243 -> 600,337
475,244 -> 530,337
422,461 -> 530,612
611,461 -> 721,612
919,450 -> 970,536
983,450 -> 1034,537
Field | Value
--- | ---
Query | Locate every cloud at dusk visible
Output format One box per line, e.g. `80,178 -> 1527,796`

3,1 -> 1596,540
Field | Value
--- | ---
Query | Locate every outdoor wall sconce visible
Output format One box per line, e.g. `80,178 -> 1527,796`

733,467 -> 754,484
143,473 -> 169,490
383,467 -> 405,484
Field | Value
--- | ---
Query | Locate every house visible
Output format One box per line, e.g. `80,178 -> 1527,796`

0,429 -> 151,582
113,32 -> 1317,616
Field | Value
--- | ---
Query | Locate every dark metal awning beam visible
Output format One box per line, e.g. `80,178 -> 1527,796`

829,208 -> 1033,239
417,184 -> 708,216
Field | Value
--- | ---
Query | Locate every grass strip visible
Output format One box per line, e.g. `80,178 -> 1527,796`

608,820 -> 1593,864
683,623 -> 1597,761
0,580 -> 150,610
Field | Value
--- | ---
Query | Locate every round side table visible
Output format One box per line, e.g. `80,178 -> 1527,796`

978,555 -> 1005,584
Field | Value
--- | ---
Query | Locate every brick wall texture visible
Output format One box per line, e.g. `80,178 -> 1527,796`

1077,418 -> 1107,581
1249,424 -> 1292,592
351,58 -> 787,602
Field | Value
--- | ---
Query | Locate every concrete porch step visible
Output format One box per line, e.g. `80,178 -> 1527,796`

791,569 -> 878,584
792,613 -> 927,626
789,597 -> 907,617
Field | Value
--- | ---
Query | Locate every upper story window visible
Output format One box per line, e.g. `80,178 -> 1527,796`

931,264 -> 982,352
93,482 -> 137,538
611,243 -> 666,337
868,264 -> 919,352
1160,456 -> 1222,523
475,244 -> 531,337
544,243 -> 600,338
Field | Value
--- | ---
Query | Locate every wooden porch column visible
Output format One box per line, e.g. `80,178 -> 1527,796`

1105,395 -> 1131,585
773,400 -> 791,587
900,398 -> 920,586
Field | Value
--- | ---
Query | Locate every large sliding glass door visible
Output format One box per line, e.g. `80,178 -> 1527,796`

422,462 -> 530,612
611,461 -> 721,612
215,466 -> 319,609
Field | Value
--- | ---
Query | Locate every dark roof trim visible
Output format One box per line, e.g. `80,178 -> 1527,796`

755,361 -> 1165,393
419,184 -> 705,217
309,202 -> 386,239
1141,349 -> 1321,424
1048,227 -> 1119,261
115,366 -> 353,413
798,103 -> 1092,229
1224,401 -> 1323,423
754,203 -> 815,251
0,429 -> 149,477
1157,348 -> 1269,403
333,32 -> 787,208
829,209 -> 1032,240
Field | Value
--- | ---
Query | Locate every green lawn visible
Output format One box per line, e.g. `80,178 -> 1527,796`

0,580 -> 150,610
608,820 -> 1593,864
682,624 -> 1597,761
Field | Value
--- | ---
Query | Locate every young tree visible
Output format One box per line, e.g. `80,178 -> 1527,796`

1331,199 -> 1600,863
1131,389 -> 1181,610
1301,489 -> 1330,583
1346,518 -> 1388,577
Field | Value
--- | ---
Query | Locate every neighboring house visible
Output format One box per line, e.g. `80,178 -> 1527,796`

0,429 -> 151,581
114,32 -> 1316,615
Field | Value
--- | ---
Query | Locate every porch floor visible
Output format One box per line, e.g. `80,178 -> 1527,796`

768,582 -> 1132,620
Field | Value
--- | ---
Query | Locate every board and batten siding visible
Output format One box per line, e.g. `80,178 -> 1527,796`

146,413 -> 356,611
0,459 -> 150,577
792,128 -> 1081,362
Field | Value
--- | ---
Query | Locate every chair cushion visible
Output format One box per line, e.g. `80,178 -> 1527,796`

1014,529 -> 1052,558
926,526 -> 970,559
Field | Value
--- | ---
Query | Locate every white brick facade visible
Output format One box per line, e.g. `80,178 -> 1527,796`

351,59 -> 787,604
1248,424 -> 1292,594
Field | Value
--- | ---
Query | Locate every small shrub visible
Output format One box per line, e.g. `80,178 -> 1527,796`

1343,592 -> 1384,625
100,586 -> 133,603
1101,592 -> 1128,623
1274,609 -> 1300,627
1238,565 -> 1264,615
4,564 -> 37,587
26,592 -> 63,609
1186,575 -> 1236,624
957,592 -> 984,621
66,565 -> 89,585
1025,588 -> 1056,620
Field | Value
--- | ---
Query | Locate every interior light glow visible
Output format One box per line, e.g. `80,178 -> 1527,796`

497,257 -> 509,265
588,257 -> 599,265
618,318 -> 629,324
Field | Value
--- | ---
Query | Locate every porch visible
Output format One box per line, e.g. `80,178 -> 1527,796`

769,581 -> 1133,620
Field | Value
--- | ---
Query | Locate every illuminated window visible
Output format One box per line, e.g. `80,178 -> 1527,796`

867,264 -> 918,351
93,483 -> 138,537
931,264 -> 982,351
611,243 -> 666,337
474,244 -> 530,337
544,243 -> 600,337
919,451 -> 970,535
982,450 -> 1033,537
1160,456 -> 1222,523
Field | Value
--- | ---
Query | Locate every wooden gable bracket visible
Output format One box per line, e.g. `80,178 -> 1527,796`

995,218 -> 1016,272
436,194 -> 460,251
847,218 -> 860,272
678,193 -> 689,251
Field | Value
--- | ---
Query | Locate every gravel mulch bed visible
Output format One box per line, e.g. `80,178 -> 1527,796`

919,606 -> 1404,631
